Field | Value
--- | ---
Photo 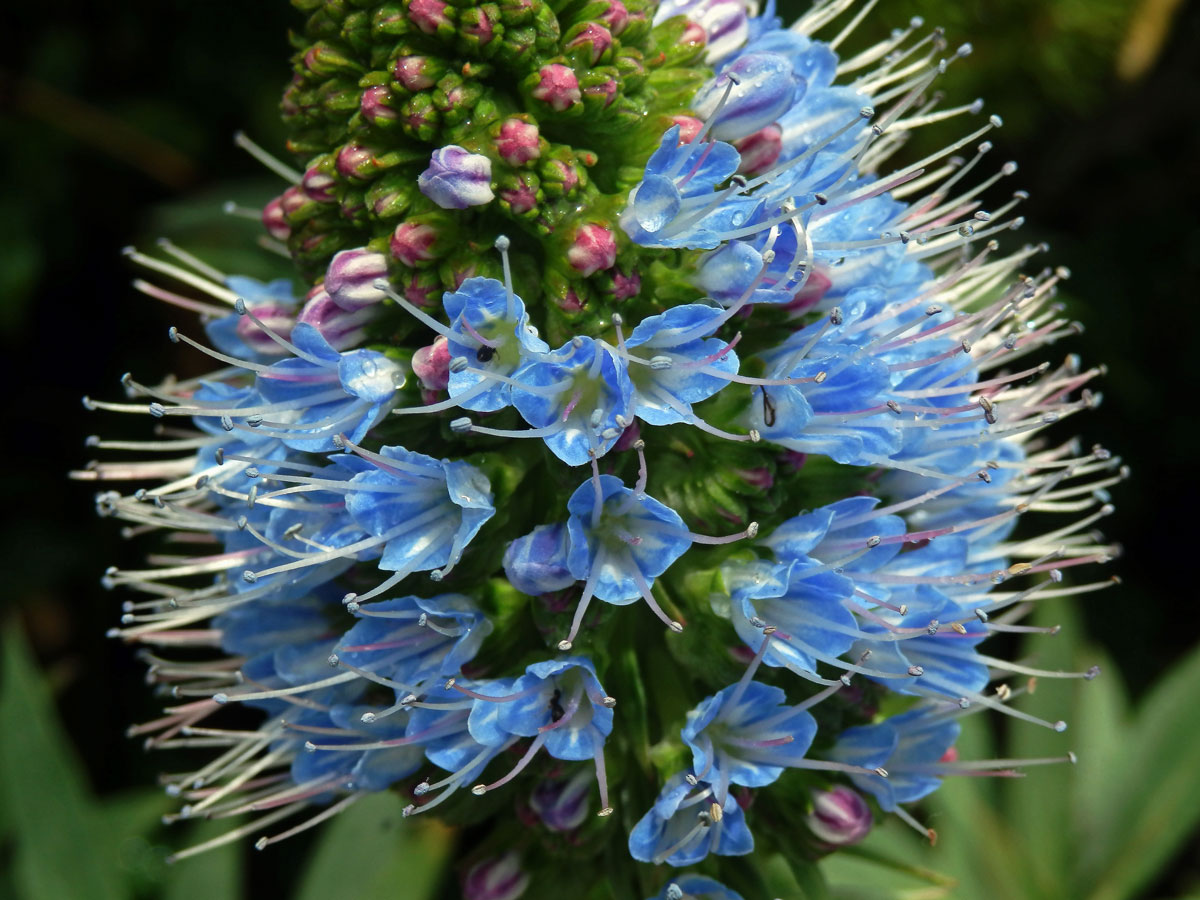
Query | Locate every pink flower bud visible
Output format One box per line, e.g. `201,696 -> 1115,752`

500,183 -> 539,215
390,221 -> 439,267
566,23 -> 613,65
612,268 -> 641,300
360,85 -> 399,125
412,335 -> 451,391
805,786 -> 872,848
302,166 -> 337,203
324,248 -> 390,310
296,287 -> 376,350
408,0 -> 451,34
567,223 -> 617,276
734,124 -> 783,176
583,78 -> 618,108
279,185 -> 309,218
262,196 -> 290,240
670,115 -> 704,144
495,118 -> 541,166
598,0 -> 630,35
336,144 -> 379,181
530,64 -> 581,112
783,269 -> 832,316
460,7 -> 495,45
394,55 -> 437,91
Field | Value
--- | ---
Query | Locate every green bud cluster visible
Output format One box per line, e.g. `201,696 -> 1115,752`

278,0 -> 713,342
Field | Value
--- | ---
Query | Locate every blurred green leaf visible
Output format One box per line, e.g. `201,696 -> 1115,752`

0,622 -> 124,900
163,819 -> 245,900
297,791 -> 454,900
1080,639 -> 1200,900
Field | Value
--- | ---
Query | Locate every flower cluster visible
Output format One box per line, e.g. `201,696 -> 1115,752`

79,0 -> 1121,896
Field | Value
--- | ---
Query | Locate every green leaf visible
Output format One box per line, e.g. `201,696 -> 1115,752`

1079,639 -> 1200,900
1004,601 -> 1084,898
296,791 -> 454,900
0,622 -> 125,900
163,819 -> 245,900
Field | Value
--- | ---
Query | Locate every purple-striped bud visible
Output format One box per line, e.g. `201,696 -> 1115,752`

530,64 -> 582,112
565,23 -> 613,65
262,195 -> 290,240
336,144 -> 380,181
234,302 -> 294,355
805,786 -> 872,848
324,248 -> 390,310
413,335 -> 451,391
567,223 -> 617,276
529,769 -> 592,832
302,166 -> 337,204
408,0 -> 452,34
296,287 -> 377,351
734,124 -> 782,175
495,118 -> 541,166
361,85 -> 400,125
462,853 -> 530,900
692,52 -> 800,141
418,145 -> 494,210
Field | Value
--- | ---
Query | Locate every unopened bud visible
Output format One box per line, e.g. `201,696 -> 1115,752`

566,223 -> 617,276
324,248 -> 390,310
296,287 -> 377,351
462,852 -> 530,900
418,145 -> 494,210
805,786 -> 872,848
529,63 -> 582,113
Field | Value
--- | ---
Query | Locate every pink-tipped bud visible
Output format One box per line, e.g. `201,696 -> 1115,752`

394,55 -> 438,91
408,0 -> 451,34
390,221 -> 440,267
783,269 -> 832,316
583,77 -> 618,108
670,115 -> 704,144
530,64 -> 581,112
296,287 -> 376,350
336,144 -> 379,181
361,85 -> 400,125
462,853 -> 530,900
598,0 -> 630,34
566,223 -> 617,276
460,6 -> 495,45
734,124 -> 782,176
612,268 -> 641,301
495,118 -> 541,166
302,166 -> 337,204
566,23 -> 613,65
499,182 -> 539,215
324,248 -> 390,310
412,335 -> 452,391
806,786 -> 873,848
235,302 -> 294,355
262,196 -> 290,240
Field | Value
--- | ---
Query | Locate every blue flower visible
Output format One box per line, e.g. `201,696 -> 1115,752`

628,773 -> 754,866
510,336 -> 634,466
502,523 -> 576,596
690,52 -> 802,142
623,304 -> 741,427
496,658 -> 614,761
340,444 -> 495,582
443,276 -> 550,412
682,680 -> 817,795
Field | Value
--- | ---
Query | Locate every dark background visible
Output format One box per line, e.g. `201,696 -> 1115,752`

1,0 -> 1197,895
